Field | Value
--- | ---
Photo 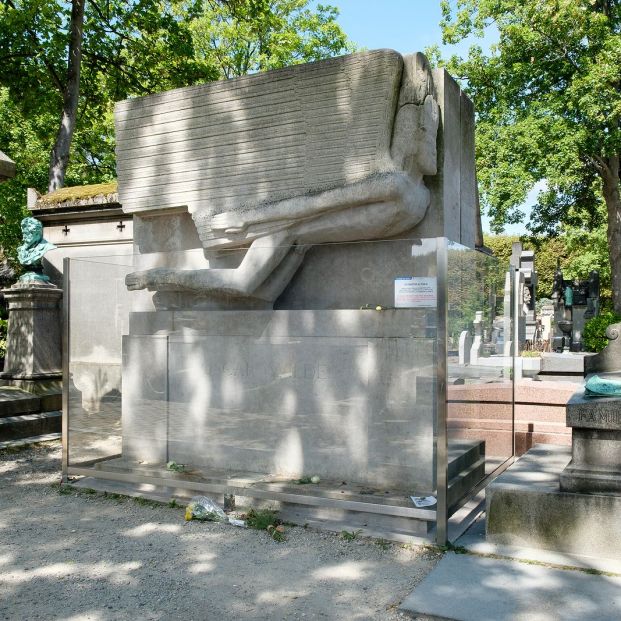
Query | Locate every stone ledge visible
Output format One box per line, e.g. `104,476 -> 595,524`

0,387 -> 41,417
33,182 -> 118,211
567,388 -> 621,430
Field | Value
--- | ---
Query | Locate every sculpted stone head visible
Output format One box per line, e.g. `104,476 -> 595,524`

390,53 -> 439,179
17,217 -> 56,278
21,217 -> 44,247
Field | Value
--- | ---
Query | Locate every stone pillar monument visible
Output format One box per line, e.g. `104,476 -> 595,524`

560,323 -> 621,493
0,284 -> 62,389
469,311 -> 484,364
510,242 -> 538,348
0,218 -> 62,399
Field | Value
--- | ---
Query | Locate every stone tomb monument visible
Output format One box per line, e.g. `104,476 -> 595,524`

1,218 -> 61,387
560,324 -> 621,494
111,50 -> 478,509
551,265 -> 600,352
1,217 -> 62,415
487,323 -> 621,558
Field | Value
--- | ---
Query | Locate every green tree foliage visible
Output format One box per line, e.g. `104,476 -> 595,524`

485,232 -> 612,302
189,0 -> 354,78
0,0 -> 214,191
440,0 -> 621,310
583,311 -> 621,351
0,89 -> 50,269
0,0 -> 352,261
0,0 -> 215,258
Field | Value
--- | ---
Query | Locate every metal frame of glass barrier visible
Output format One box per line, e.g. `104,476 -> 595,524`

61,239 -> 515,545
435,238 -> 449,544
61,256 -> 70,483
437,241 -> 516,542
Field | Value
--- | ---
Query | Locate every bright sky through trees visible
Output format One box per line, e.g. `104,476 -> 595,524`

320,0 -> 530,235
320,0 -> 495,57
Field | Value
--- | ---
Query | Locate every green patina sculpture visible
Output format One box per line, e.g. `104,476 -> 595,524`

585,374 -> 621,397
17,217 -> 56,283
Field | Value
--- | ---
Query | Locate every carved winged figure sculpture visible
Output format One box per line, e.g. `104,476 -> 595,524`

117,50 -> 439,305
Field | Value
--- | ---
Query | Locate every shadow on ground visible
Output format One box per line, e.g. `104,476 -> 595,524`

0,442 -> 439,621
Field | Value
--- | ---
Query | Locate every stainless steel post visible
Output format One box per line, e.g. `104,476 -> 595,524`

435,238 -> 449,546
61,257 -> 70,483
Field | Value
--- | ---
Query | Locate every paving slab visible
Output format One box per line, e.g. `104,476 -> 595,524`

400,552 -> 621,621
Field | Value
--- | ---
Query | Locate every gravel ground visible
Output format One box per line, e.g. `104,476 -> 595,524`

0,441 -> 441,621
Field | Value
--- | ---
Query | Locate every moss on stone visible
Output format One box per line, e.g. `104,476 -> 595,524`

38,181 -> 118,205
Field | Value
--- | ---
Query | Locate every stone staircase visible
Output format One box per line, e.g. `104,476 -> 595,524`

447,439 -> 485,512
0,386 -> 61,448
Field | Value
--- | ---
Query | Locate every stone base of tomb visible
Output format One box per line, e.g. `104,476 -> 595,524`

69,436 -> 485,543
487,444 -> 621,560
121,309 -> 439,492
559,389 -> 621,494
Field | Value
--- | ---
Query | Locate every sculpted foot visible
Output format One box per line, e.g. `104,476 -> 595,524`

125,268 -> 179,291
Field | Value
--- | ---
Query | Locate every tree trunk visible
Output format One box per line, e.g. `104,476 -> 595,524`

603,154 -> 621,313
48,0 -> 85,193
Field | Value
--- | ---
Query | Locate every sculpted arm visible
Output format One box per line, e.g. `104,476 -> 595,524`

210,173 -> 417,233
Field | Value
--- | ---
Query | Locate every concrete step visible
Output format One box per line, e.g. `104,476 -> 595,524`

445,439 -> 486,512
516,430 -> 571,456
0,411 -> 61,441
448,456 -> 486,511
447,439 -> 484,481
0,387 -> 41,417
449,418 -> 570,435
486,444 -> 621,560
0,433 -> 61,450
515,403 -> 569,423
65,441 -> 489,544
448,402 -> 513,420
449,402 -> 570,424
70,472 -> 436,544
448,383 -> 512,402
515,380 -> 580,403
450,428 -> 513,457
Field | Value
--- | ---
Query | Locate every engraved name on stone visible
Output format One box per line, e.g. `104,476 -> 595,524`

576,410 -> 621,425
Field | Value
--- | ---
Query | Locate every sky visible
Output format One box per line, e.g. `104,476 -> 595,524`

326,0 -> 491,59
319,0 -> 529,236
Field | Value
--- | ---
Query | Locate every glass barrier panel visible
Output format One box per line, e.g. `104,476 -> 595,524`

65,238 -> 513,541
445,242 -> 514,518
67,255 -> 133,468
